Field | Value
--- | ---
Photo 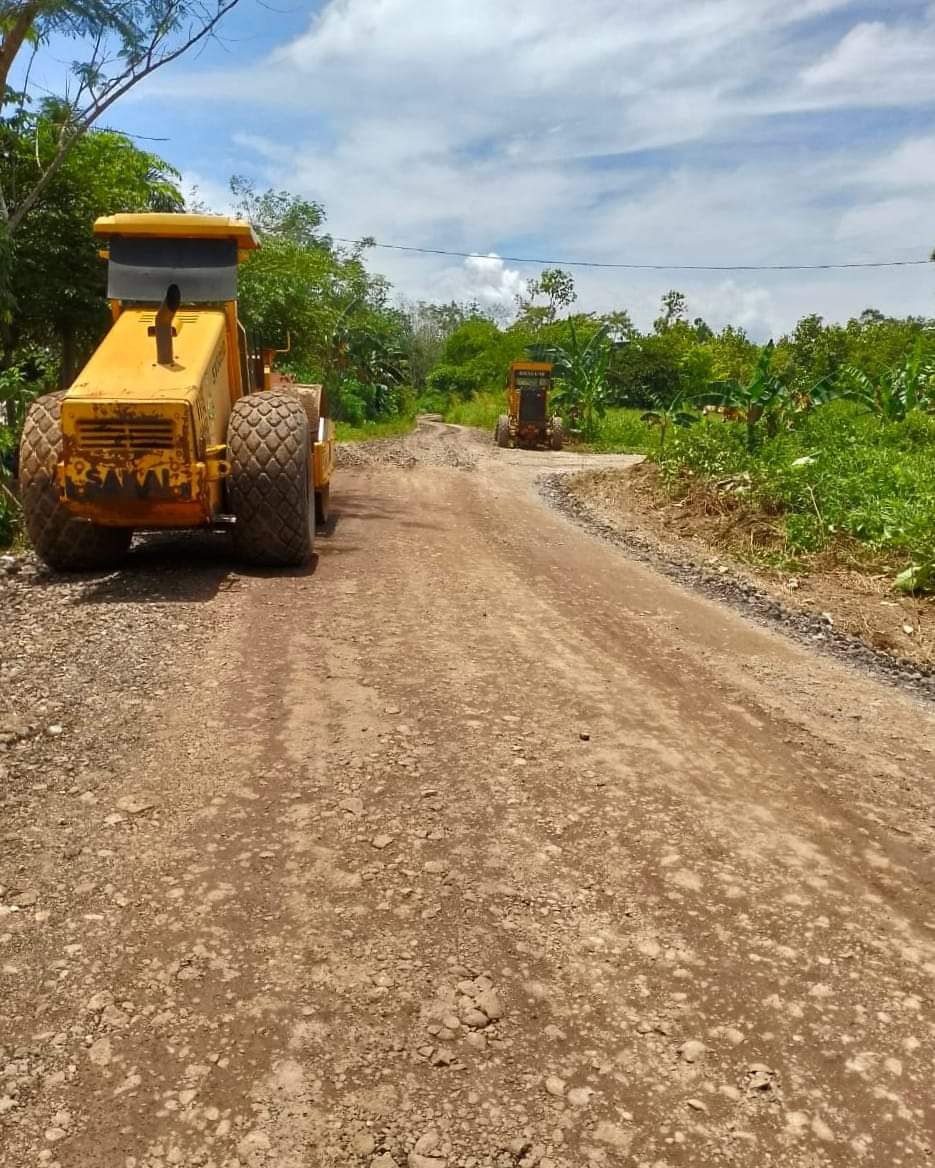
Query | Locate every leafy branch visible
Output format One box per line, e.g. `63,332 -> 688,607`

0,1 -> 242,233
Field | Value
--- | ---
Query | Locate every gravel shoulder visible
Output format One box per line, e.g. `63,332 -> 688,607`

550,462 -> 935,682
2,420 -> 934,1168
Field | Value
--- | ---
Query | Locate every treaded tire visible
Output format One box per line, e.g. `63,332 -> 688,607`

228,391 -> 314,567
549,416 -> 564,452
19,391 -> 131,571
495,414 -> 511,449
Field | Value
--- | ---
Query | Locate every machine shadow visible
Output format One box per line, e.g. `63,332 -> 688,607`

335,490 -> 444,532
70,528 -> 321,606
32,489 -> 442,606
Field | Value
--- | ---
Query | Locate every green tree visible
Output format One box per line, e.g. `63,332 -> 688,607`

600,308 -> 636,341
232,180 -> 361,370
230,179 -> 409,421
0,2 -> 241,235
779,313 -> 846,391
697,342 -> 804,451
609,321 -> 697,408
443,317 -> 503,367
398,299 -> 472,390
4,119 -> 182,384
516,267 -> 576,330
837,340 -> 935,423
654,289 -> 688,332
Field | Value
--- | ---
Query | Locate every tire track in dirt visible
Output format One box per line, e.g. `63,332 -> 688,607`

2,422 -> 934,1167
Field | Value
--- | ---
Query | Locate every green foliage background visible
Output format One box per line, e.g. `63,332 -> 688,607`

0,100 -> 931,592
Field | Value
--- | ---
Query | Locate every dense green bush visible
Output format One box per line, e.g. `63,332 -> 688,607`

331,377 -> 416,426
415,391 -> 448,415
0,427 -> 16,547
426,364 -> 484,400
444,392 -> 502,430
658,403 -> 935,569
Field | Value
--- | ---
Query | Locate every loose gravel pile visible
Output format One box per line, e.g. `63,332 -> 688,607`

337,421 -> 479,473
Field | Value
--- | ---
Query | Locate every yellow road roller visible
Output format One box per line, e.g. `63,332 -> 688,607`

19,213 -> 334,570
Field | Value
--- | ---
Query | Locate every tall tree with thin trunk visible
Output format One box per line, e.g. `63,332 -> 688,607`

0,1 -> 241,234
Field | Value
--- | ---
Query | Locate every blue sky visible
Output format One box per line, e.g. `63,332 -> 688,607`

19,1 -> 935,336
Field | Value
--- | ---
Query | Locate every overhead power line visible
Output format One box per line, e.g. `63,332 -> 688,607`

332,237 -> 932,273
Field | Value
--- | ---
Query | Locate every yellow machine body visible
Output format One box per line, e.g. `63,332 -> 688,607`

506,361 -> 556,446
54,213 -> 334,531
59,308 -> 232,527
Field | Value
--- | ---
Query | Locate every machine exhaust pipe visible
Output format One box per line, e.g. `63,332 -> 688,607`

154,283 -> 181,366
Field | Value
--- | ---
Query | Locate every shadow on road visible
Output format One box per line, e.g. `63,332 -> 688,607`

336,490 -> 443,532
22,522 -> 333,607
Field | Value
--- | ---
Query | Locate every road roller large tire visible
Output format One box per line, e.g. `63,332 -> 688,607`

18,391 -> 131,571
227,392 -> 314,567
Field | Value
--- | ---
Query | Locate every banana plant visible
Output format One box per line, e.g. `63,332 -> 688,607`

695,342 -> 790,451
640,389 -> 698,452
837,339 -> 935,422
542,320 -> 612,441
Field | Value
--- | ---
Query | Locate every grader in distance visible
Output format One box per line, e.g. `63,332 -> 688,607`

494,360 -> 563,451
19,213 -> 334,571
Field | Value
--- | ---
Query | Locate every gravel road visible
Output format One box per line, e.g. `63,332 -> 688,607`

1,419 -> 933,1168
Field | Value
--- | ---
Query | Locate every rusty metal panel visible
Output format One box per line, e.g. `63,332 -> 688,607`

59,398 -> 211,528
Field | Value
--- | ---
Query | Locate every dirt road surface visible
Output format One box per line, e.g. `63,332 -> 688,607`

2,420 -> 934,1168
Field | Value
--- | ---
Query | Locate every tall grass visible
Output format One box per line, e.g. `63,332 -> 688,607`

589,408 -> 655,453
658,404 -> 935,568
335,415 -> 416,442
443,388 -> 935,577
444,392 -> 502,431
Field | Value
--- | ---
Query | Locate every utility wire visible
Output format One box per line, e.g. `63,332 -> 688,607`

332,237 -> 932,272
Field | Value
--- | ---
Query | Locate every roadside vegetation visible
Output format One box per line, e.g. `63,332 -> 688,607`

424,279 -> 935,592
0,9 -> 932,589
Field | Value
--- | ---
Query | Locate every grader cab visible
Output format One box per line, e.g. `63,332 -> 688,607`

19,213 -> 334,571
494,361 -> 563,451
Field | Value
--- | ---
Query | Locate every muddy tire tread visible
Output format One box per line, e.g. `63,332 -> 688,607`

227,392 -> 313,566
19,391 -> 131,571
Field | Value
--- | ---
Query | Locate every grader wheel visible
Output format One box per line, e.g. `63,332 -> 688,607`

549,417 -> 564,452
227,391 -> 314,567
19,391 -> 132,571
495,414 -> 511,449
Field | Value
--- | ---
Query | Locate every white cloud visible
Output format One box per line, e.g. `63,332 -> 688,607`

800,16 -> 935,105
835,197 -> 932,250
148,1 -> 935,335
155,0 -> 871,157
460,254 -> 528,309
689,282 -> 782,338
855,136 -> 935,191
180,171 -> 234,215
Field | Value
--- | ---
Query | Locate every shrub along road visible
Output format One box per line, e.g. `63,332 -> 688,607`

0,421 -> 933,1167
